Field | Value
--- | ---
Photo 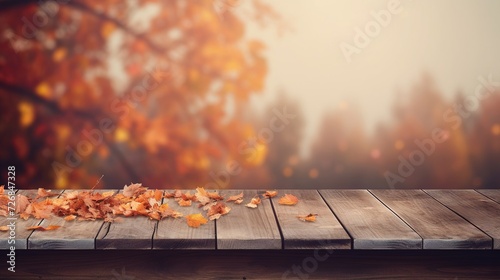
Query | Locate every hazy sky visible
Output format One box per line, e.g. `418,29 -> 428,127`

245,0 -> 500,156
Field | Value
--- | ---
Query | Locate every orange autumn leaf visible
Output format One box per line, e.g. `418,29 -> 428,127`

207,191 -> 224,201
207,202 -> 231,220
64,215 -> 77,221
153,189 -> 163,201
195,187 -> 211,205
186,213 -> 208,228
263,190 -> 278,198
226,192 -> 243,204
177,199 -> 192,207
181,191 -> 196,201
245,196 -> 261,208
0,225 -> 9,231
101,191 -> 115,198
164,190 -> 177,198
122,183 -> 147,197
148,211 -> 161,221
27,225 -> 61,231
278,194 -> 299,205
297,213 -> 318,222
16,194 -> 30,213
173,190 -> 183,198
27,200 -> 54,219
37,188 -> 55,198
130,201 -> 147,215
158,203 -> 183,219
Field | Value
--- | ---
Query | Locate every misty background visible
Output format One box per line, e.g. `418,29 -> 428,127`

0,0 -> 499,190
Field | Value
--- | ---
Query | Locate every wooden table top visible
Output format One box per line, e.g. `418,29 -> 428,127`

1,189 -> 499,250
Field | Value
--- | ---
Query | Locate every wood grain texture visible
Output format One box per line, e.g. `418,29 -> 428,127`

319,190 -> 421,249
96,190 -> 158,249
477,189 -> 500,204
271,190 -> 350,249
28,190 -> 115,250
216,190 -> 281,249
153,190 -> 215,249
1,189 -> 63,249
370,189 -> 491,249
425,190 -> 500,249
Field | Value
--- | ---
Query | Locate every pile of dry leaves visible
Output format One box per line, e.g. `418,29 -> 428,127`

0,185 -> 316,230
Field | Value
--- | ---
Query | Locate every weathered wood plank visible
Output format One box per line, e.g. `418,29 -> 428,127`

216,190 -> 281,249
154,190 -> 215,249
477,189 -> 500,204
28,190 -> 115,249
96,190 -> 158,249
271,190 -> 350,249
425,190 -> 500,249
370,189 -> 491,249
1,189 -> 63,249
0,188 -> 17,250
319,190 -> 421,249
8,250 -> 500,279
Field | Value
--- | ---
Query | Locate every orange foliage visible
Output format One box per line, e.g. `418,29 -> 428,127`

0,0 -> 279,189
186,213 -> 208,228
226,192 -> 243,204
297,213 -> 318,222
278,194 -> 299,205
262,190 -> 278,198
245,196 -> 261,208
26,225 -> 61,231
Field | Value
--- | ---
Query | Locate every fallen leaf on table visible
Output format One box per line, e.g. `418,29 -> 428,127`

177,199 -> 192,207
278,194 -> 299,205
64,190 -> 79,200
159,203 -> 183,219
15,194 -> 30,213
207,202 -> 231,220
122,183 -> 147,197
37,188 -> 56,198
207,191 -> 224,201
27,200 -> 54,219
195,187 -> 211,206
27,225 -> 61,231
64,215 -> 76,221
164,190 -> 178,198
186,213 -> 208,228
0,226 -> 9,231
227,192 -> 243,204
245,197 -> 261,208
262,190 -> 278,198
297,213 -> 318,222
148,211 -> 161,221
181,191 -> 196,201
153,189 -> 163,201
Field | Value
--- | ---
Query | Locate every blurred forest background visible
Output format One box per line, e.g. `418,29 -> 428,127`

1,0 -> 499,189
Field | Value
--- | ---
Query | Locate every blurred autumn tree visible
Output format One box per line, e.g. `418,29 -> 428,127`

256,93 -> 304,187
468,91 -> 500,187
377,75 -> 473,188
0,0 -> 281,189
308,104 -> 371,188
302,75 -> 500,189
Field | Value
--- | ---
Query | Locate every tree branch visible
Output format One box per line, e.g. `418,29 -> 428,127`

65,1 -> 168,53
0,80 -> 140,183
0,0 -> 167,53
